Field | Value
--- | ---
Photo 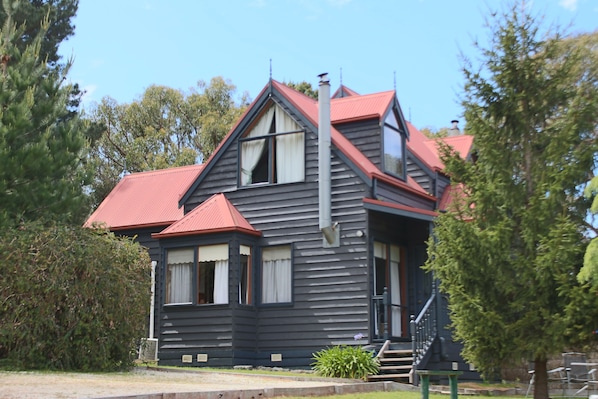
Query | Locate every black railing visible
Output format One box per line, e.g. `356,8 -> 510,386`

410,290 -> 438,384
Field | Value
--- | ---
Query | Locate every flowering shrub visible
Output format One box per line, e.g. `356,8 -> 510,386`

312,345 -> 379,380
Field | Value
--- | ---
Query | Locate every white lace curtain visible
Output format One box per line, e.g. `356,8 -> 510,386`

241,107 -> 273,185
241,104 -> 303,185
166,248 -> 194,304
213,259 -> 229,304
262,246 -> 292,303
168,263 -> 193,304
199,244 -> 229,304
276,110 -> 304,183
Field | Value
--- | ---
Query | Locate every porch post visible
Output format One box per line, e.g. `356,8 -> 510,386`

383,286 -> 389,340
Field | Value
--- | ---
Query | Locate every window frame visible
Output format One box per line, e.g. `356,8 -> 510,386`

239,244 -> 253,305
164,244 -> 230,307
239,104 -> 305,187
381,110 -> 406,180
260,244 -> 293,306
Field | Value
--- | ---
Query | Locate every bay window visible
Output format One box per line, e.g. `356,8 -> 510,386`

165,244 -> 229,305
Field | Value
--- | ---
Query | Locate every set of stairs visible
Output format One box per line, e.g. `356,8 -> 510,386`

367,340 -> 413,384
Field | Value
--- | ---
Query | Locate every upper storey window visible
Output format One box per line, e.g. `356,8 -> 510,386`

383,111 -> 405,179
240,104 -> 305,186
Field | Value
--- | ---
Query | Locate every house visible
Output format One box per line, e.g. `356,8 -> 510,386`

85,74 -> 474,382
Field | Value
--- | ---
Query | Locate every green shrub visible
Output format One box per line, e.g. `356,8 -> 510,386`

0,221 -> 150,371
312,345 -> 379,380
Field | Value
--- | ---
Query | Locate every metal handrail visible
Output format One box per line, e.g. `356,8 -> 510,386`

410,290 -> 438,382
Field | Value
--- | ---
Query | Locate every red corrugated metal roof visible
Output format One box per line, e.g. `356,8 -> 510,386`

153,193 -> 260,238
406,121 -> 444,170
272,81 -> 431,199
427,134 -> 474,162
330,91 -> 395,124
84,164 -> 203,230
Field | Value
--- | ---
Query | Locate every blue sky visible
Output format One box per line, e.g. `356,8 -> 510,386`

59,0 -> 598,131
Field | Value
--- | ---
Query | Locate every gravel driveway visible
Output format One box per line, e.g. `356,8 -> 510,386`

0,367 -> 362,399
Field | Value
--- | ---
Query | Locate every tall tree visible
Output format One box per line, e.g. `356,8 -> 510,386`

0,0 -> 89,226
0,0 -> 78,68
424,4 -> 598,399
87,77 -> 248,207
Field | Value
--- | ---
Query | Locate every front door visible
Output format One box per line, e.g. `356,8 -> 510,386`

374,241 -> 407,338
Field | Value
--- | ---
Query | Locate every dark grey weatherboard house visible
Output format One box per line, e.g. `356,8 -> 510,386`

86,75 -> 475,383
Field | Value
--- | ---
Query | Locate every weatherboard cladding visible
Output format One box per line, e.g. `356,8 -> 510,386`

169,99 -> 372,356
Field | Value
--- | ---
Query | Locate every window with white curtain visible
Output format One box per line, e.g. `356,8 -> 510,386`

240,103 -> 304,186
165,248 -> 194,305
165,244 -> 229,305
261,245 -> 292,304
198,244 -> 229,304
239,245 -> 252,305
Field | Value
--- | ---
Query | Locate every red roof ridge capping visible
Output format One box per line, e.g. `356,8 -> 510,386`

153,193 -> 261,239
84,164 -> 204,230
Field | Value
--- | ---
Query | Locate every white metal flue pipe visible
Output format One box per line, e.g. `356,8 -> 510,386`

318,73 -> 334,244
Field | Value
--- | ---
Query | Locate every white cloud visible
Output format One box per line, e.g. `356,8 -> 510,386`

559,0 -> 578,11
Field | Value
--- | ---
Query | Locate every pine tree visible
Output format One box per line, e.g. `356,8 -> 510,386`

425,4 -> 598,399
0,0 -> 89,226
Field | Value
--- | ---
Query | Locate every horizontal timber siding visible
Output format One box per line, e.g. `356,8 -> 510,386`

181,119 -> 373,359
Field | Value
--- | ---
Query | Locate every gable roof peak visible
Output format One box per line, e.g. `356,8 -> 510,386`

153,193 -> 261,239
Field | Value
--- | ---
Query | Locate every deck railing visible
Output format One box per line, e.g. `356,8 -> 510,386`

410,289 -> 438,384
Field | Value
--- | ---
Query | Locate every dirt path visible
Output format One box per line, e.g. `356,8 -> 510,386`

0,368 -> 349,399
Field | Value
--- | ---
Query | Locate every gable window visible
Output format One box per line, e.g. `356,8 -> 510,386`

240,104 -> 304,186
165,244 -> 229,305
239,245 -> 252,305
383,111 -> 405,179
261,245 -> 292,304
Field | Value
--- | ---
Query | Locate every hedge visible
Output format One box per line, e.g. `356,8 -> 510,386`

0,221 -> 150,371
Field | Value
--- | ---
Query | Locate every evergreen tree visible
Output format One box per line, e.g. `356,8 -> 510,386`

0,0 -> 89,226
0,0 -> 78,68
425,4 -> 598,399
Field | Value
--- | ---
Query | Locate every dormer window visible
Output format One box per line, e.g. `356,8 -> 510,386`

382,111 -> 405,179
239,104 -> 305,186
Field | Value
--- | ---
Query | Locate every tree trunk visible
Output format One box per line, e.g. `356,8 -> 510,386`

533,358 -> 550,399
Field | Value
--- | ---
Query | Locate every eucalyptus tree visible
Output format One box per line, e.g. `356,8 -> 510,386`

87,77 -> 248,208
424,5 -> 598,399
